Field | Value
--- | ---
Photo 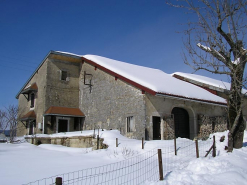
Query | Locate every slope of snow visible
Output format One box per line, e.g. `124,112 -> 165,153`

172,72 -> 247,94
173,72 -> 231,90
1,130 -> 247,185
55,51 -> 82,58
83,55 -> 226,104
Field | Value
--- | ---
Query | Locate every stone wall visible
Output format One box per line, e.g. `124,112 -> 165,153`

214,116 -> 228,132
25,135 -> 107,150
79,62 -> 146,139
197,114 -> 227,140
145,94 -> 227,140
25,137 -> 51,145
45,58 -> 80,109
17,54 -> 82,136
163,115 -> 175,140
17,58 -> 48,136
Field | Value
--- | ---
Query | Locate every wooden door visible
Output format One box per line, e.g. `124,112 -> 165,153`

153,116 -> 161,140
172,107 -> 190,139
58,119 -> 68,132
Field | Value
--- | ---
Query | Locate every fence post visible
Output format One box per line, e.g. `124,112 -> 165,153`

97,135 -> 99,150
195,139 -> 199,158
158,149 -> 164,181
212,135 -> 216,157
174,137 -> 177,156
142,137 -> 144,149
116,138 -> 118,147
56,177 -> 62,185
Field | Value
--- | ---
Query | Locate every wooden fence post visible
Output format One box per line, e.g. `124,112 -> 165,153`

158,149 -> 164,181
97,135 -> 99,150
195,139 -> 199,158
56,177 -> 62,185
116,138 -> 118,147
174,137 -> 177,156
205,135 -> 216,157
142,138 -> 144,149
212,135 -> 216,157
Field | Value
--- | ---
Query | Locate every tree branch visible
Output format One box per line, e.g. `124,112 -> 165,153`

197,43 -> 228,63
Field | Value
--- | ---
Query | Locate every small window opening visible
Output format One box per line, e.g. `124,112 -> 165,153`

126,116 -> 134,132
61,71 -> 68,81
30,93 -> 35,108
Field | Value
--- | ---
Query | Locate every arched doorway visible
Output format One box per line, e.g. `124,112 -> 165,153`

172,107 -> 190,139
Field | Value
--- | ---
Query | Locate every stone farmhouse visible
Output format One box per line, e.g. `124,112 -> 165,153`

16,51 -> 229,140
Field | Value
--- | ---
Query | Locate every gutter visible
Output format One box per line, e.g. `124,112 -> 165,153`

43,113 -> 85,117
156,93 -> 227,107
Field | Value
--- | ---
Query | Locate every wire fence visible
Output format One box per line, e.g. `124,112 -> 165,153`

159,137 -> 214,176
23,136 -> 216,185
23,149 -> 158,185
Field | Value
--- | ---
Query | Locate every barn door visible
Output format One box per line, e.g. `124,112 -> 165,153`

172,107 -> 190,139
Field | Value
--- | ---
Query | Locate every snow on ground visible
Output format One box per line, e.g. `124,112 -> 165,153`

0,130 -> 247,185
152,130 -> 247,185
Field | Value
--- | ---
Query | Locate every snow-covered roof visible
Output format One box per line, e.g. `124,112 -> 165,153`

172,72 -> 247,94
16,50 -> 227,105
172,72 -> 230,91
82,55 -> 226,105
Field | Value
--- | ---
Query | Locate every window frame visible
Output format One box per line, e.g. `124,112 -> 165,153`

126,116 -> 135,132
30,93 -> 35,108
61,70 -> 68,81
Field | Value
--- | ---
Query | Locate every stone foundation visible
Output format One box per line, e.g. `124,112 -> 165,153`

25,135 -> 107,150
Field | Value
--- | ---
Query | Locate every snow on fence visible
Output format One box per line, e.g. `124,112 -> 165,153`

23,137 -> 215,185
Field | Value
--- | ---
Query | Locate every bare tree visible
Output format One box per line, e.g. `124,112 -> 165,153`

5,105 -> 18,142
0,110 -> 7,133
167,0 -> 247,151
0,105 -> 18,143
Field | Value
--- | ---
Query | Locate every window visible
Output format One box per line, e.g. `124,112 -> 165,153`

30,93 -> 35,108
61,70 -> 68,81
126,116 -> 135,132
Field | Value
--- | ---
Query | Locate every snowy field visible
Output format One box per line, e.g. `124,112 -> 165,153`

0,130 -> 247,185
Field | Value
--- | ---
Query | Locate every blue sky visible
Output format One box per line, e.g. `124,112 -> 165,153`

0,0 -> 230,107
